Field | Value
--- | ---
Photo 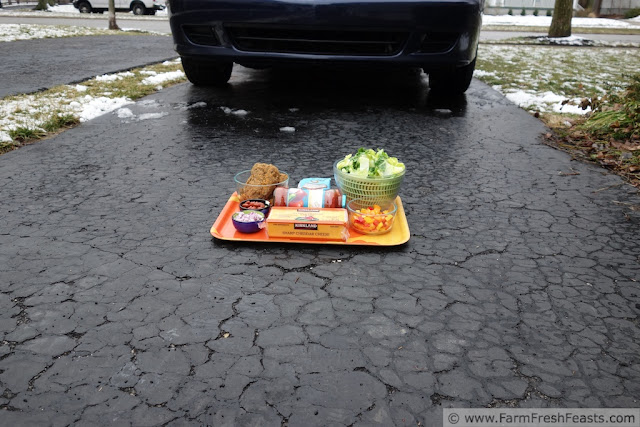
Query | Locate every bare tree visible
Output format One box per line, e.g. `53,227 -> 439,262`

108,0 -> 120,30
548,0 -> 573,37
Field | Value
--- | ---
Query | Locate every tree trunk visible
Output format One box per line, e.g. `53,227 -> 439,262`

108,0 -> 120,30
592,0 -> 602,17
548,0 -> 573,37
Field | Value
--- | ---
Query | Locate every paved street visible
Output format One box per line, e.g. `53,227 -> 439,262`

1,60 -> 640,425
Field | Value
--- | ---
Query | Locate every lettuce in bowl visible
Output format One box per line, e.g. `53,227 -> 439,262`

336,148 -> 405,178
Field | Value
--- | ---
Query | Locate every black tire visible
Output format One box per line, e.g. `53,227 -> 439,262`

181,57 -> 233,86
427,58 -> 476,94
131,3 -> 146,15
77,1 -> 92,13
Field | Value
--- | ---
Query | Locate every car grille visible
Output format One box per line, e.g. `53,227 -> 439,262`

225,25 -> 408,56
183,25 -> 221,46
417,32 -> 459,53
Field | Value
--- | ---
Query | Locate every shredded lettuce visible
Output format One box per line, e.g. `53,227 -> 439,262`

336,148 -> 405,178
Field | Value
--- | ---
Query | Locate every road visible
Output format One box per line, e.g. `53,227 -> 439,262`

0,54 -> 639,425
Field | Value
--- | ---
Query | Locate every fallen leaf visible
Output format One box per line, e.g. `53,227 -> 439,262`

611,141 -> 640,151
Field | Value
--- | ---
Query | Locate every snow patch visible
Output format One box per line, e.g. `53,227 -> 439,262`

79,97 -> 133,122
141,70 -> 185,85
95,74 -> 122,82
504,90 -> 590,115
138,112 -> 169,121
536,35 -> 595,46
117,108 -> 135,119
482,14 -> 640,29
473,69 -> 496,77
220,106 -> 249,116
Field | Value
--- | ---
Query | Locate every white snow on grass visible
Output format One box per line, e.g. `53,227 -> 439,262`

482,14 -> 640,28
77,96 -> 133,121
537,35 -> 594,46
96,71 -> 134,82
475,44 -> 640,115
0,23 -> 119,42
473,69 -> 497,78
280,126 -> 296,133
141,70 -> 185,85
0,88 -> 134,143
503,90 -> 589,114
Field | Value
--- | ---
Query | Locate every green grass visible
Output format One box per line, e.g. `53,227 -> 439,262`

0,59 -> 185,150
9,126 -> 45,142
41,113 -> 79,132
475,45 -> 640,104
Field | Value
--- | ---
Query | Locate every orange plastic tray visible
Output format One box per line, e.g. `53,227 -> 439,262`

210,193 -> 410,246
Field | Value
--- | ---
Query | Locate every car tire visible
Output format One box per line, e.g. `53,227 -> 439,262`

427,57 -> 476,94
131,3 -> 146,15
181,58 -> 233,86
77,1 -> 92,13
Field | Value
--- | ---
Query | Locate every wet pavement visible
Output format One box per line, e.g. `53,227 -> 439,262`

0,35 -> 175,97
1,65 -> 639,425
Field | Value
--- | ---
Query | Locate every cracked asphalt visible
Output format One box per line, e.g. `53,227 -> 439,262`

1,62 -> 640,426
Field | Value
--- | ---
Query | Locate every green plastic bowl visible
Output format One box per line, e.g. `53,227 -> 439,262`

333,159 -> 405,205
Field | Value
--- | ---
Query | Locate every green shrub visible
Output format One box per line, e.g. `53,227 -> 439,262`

508,8 -> 513,15
35,0 -> 56,10
533,9 -> 539,15
582,74 -> 640,141
521,8 -> 526,15
624,8 -> 640,18
547,9 -> 552,16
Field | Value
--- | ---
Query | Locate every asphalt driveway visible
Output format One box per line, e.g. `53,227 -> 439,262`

0,66 -> 639,425
0,35 -> 175,98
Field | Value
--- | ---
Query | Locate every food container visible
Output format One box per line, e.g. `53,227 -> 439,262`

232,210 -> 266,234
266,207 -> 349,241
239,199 -> 271,217
298,178 -> 332,190
273,187 -> 345,208
346,199 -> 397,235
333,160 -> 404,205
234,170 -> 289,202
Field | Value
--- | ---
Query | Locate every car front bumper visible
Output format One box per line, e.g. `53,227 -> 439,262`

168,0 -> 483,70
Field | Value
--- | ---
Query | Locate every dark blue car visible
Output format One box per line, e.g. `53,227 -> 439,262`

168,0 -> 484,93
